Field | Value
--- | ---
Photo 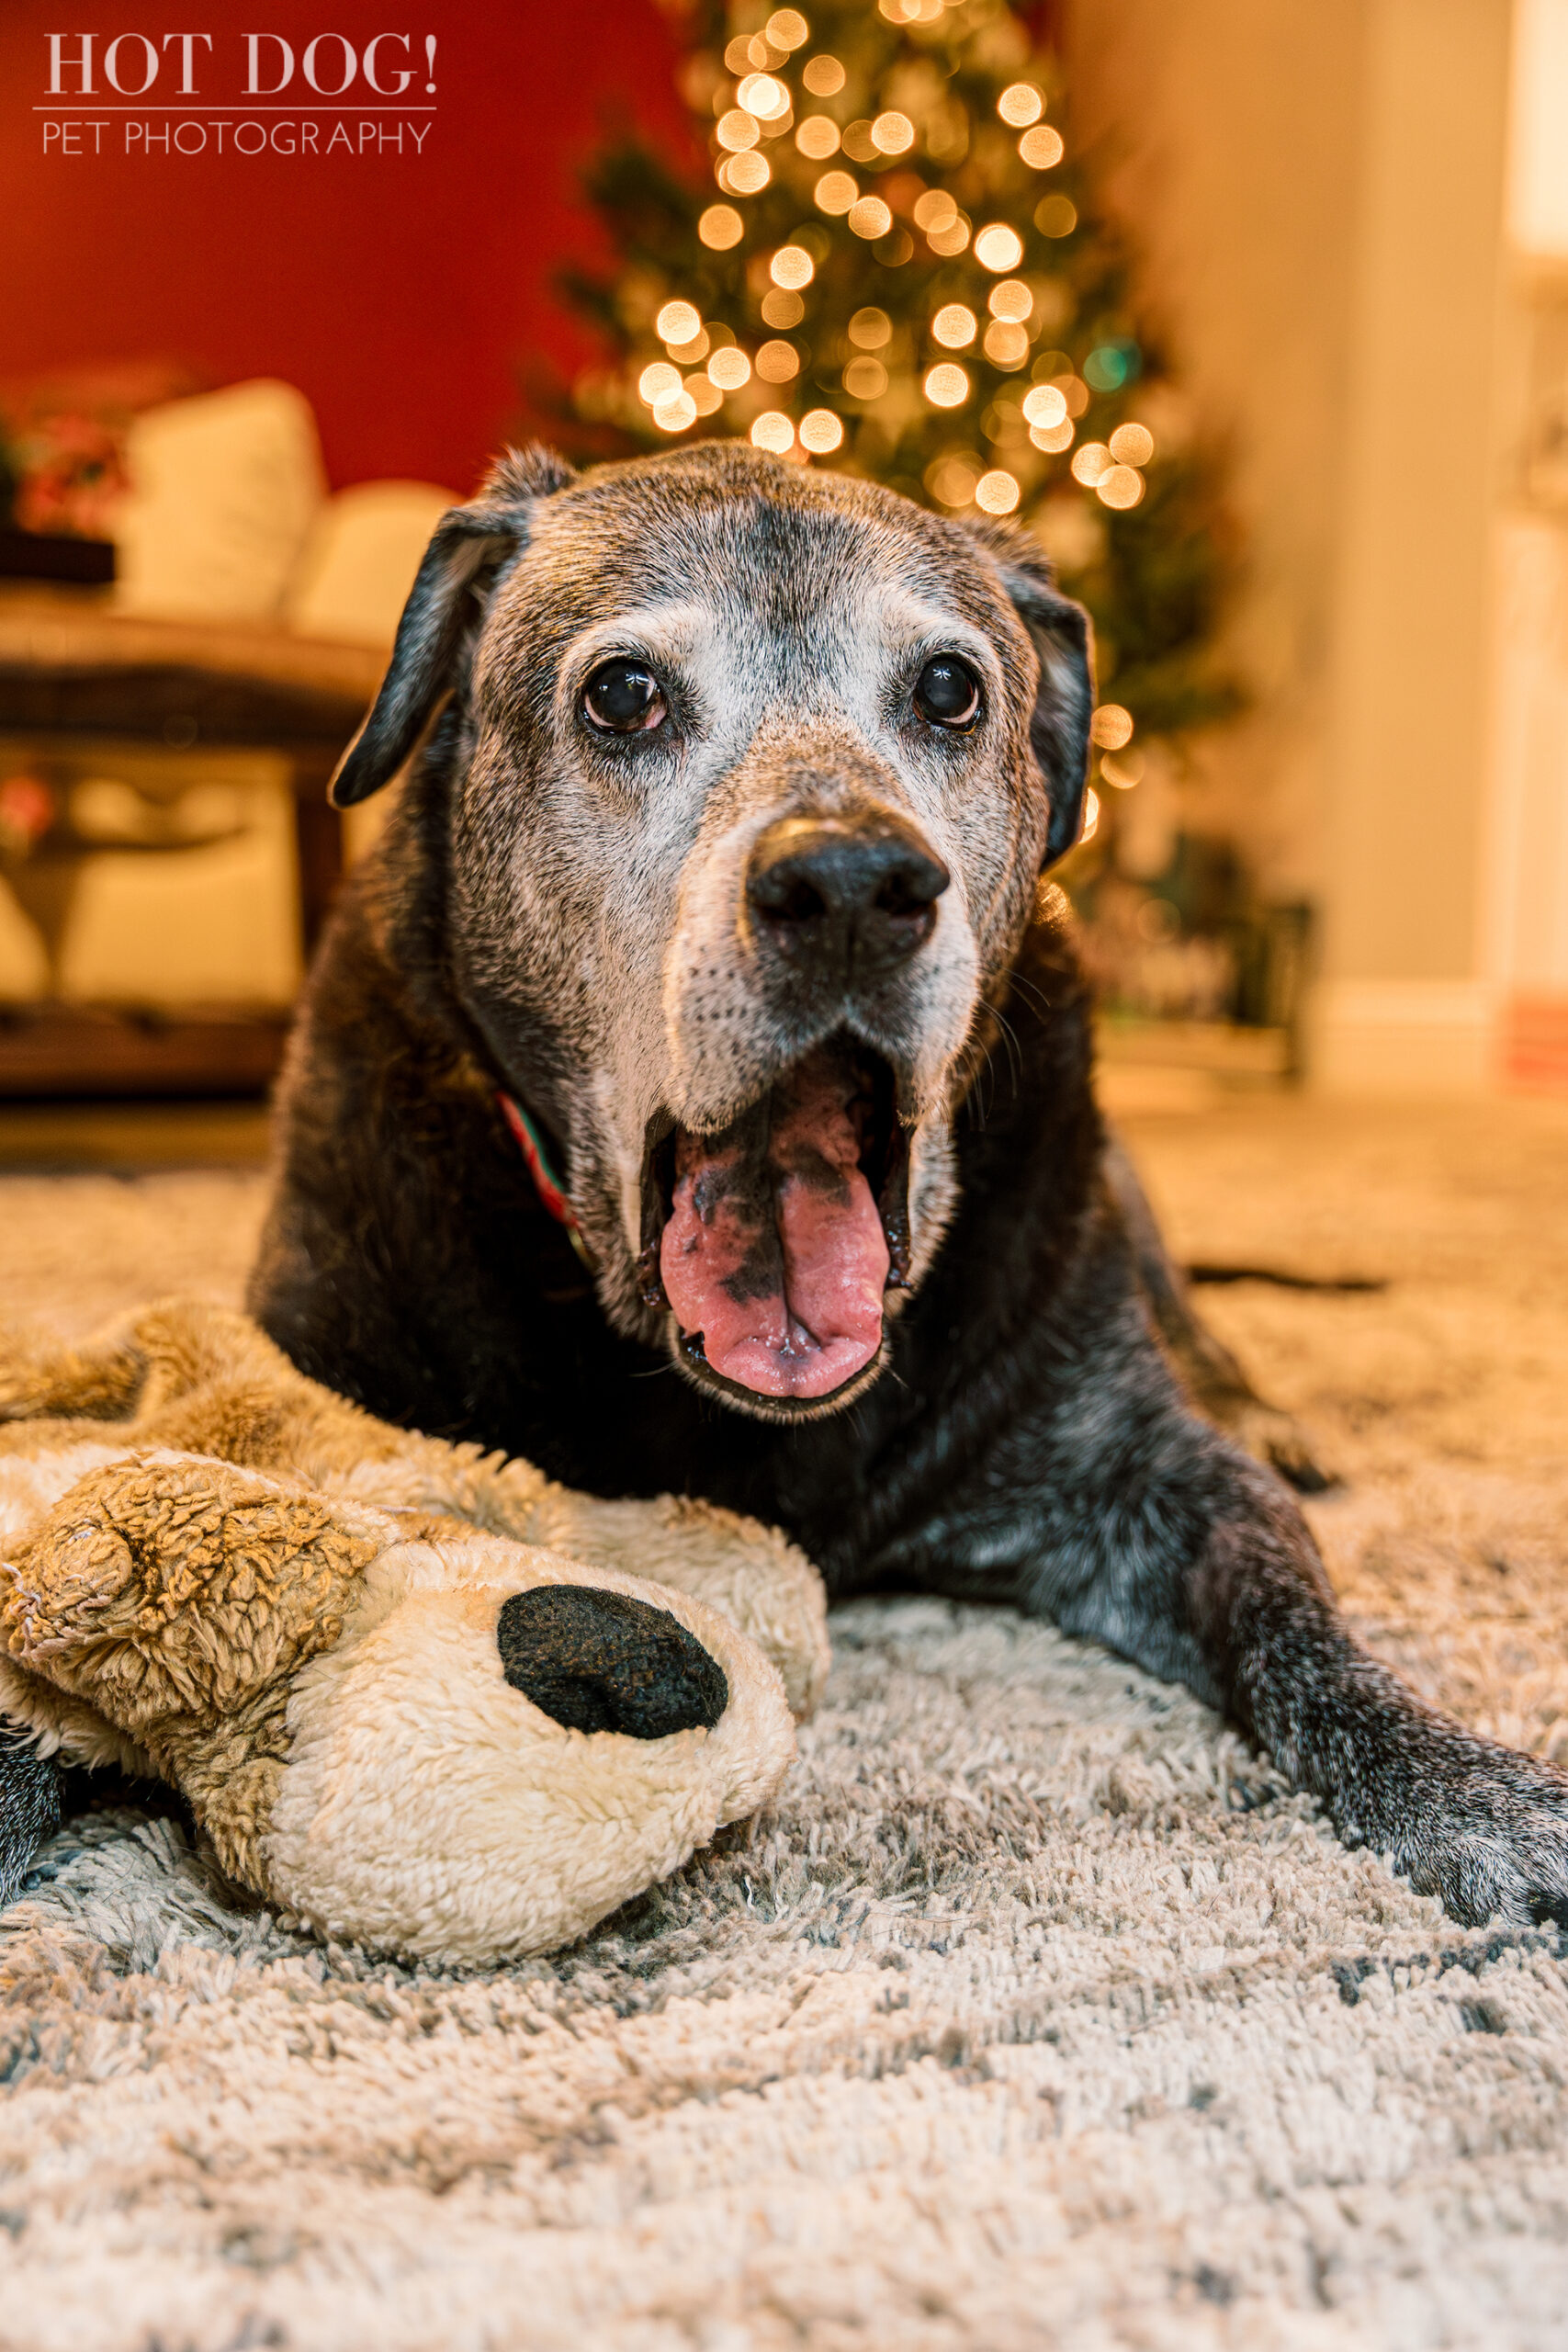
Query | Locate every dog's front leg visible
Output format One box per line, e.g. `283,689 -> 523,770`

1009,1341 -> 1568,1929
1178,1458 -> 1568,1928
0,1736 -> 60,1909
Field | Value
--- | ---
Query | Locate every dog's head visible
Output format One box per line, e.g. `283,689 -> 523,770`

334,442 -> 1092,1420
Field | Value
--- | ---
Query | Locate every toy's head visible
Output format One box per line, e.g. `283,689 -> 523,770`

265,1521 -> 796,1962
3,1448 -> 797,1963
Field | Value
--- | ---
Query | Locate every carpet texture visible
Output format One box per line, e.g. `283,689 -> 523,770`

1,1095 -> 1566,2351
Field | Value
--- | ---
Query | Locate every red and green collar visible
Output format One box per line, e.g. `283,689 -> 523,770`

497,1091 -> 598,1272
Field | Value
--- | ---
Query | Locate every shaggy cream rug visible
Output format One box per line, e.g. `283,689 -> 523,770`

1,1094 -> 1565,2351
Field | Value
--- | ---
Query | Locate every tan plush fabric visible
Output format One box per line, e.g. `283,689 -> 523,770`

0,1305 -> 816,1962
0,1094 -> 1564,2346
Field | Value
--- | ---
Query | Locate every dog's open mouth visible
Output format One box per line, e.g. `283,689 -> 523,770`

638,1037 -> 910,1407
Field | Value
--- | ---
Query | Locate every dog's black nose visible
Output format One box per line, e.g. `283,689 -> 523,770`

747,814 -> 950,978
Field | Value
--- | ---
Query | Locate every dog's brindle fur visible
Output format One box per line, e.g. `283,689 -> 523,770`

6,443 -> 1565,1929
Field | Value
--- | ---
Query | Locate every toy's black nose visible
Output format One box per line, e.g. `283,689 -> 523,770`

747,813 -> 950,980
497,1585 -> 728,1738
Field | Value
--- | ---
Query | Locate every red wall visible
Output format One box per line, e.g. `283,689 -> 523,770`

0,3 -> 690,493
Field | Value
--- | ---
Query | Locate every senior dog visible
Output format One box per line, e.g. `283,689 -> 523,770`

6,442 -> 1563,1928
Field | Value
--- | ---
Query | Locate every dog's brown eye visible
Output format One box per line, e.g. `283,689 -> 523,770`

583,660 -> 667,735
914,657 -> 980,729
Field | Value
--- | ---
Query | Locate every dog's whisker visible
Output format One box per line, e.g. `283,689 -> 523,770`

991,1006 -> 1024,1093
1003,970 -> 1057,1022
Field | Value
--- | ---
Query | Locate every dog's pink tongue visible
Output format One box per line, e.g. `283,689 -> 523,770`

660,1052 -> 889,1400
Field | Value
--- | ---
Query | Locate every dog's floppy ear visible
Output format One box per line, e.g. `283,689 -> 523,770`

963,518 -> 1096,866
330,445 -> 578,808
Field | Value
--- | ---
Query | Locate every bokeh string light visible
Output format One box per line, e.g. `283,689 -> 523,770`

924,363 -> 969,408
637,362 -> 682,406
973,223 -> 1025,272
1110,422 -> 1156,467
1022,384 -> 1068,429
652,390 -> 697,433
656,300 -> 702,347
755,339 -> 801,382
975,469 -> 1020,514
796,117 -> 840,158
871,110 -> 915,153
926,211 -> 971,257
697,204 -> 743,250
931,304 -> 978,349
761,286 -> 805,327
736,73 -> 790,119
997,83 -> 1043,127
984,320 -> 1029,366
1020,124 -> 1065,169
719,151 -> 770,195
707,345 -> 751,390
1095,464 -> 1145,510
770,244 -> 815,289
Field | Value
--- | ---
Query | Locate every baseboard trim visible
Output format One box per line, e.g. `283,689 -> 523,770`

1309,979 -> 1500,1094
1503,994 -> 1568,1093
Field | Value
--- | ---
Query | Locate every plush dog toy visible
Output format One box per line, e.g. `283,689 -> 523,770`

0,1302 -> 828,1964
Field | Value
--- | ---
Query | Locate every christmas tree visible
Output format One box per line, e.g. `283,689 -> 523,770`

540,0 -> 1242,864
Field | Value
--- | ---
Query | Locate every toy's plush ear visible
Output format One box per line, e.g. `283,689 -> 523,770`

963,517 -> 1096,867
6,1455 -> 370,1741
330,444 -> 578,808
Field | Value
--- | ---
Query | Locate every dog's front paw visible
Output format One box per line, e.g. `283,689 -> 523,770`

1,1737 -> 61,1908
1214,1396 -> 1336,1494
1348,1735 -> 1568,1929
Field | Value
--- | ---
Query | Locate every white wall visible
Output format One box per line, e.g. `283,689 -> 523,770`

1065,0 -> 1566,1092
1483,0 -> 1568,1027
